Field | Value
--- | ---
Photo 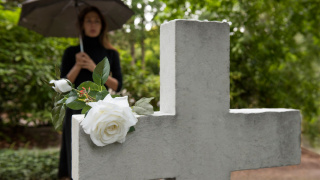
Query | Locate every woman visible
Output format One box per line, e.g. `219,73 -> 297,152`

58,6 -> 122,179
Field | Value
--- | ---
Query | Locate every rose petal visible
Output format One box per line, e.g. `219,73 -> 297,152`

112,96 -> 130,108
81,94 -> 138,146
56,79 -> 72,93
50,79 -> 72,93
103,94 -> 113,102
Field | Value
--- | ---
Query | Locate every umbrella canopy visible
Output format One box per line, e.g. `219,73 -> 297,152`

18,0 -> 134,37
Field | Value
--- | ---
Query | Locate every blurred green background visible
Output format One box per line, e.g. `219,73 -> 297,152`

0,0 -> 319,179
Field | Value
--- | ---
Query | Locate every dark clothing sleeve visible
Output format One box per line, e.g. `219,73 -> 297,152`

110,50 -> 123,92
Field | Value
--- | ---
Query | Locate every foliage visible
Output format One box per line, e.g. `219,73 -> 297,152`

0,148 -> 59,180
0,4 -> 77,126
124,70 -> 159,110
159,0 -> 320,143
111,0 -> 162,69
1,0 -> 320,145
120,54 -> 160,110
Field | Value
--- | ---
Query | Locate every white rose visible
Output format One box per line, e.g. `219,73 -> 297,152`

80,94 -> 138,146
50,79 -> 72,93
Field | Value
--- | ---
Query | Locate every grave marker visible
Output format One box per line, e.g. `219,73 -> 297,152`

72,20 -> 301,180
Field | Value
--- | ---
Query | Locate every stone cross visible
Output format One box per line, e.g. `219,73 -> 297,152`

72,20 -> 301,180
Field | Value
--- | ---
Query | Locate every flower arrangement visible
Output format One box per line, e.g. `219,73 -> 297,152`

49,57 -> 154,146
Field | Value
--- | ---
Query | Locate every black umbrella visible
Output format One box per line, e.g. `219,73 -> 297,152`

18,0 -> 134,51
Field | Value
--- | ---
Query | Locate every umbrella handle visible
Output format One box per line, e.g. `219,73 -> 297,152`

79,34 -> 84,52
76,1 -> 84,52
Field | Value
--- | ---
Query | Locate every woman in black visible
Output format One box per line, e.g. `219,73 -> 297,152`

58,6 -> 122,179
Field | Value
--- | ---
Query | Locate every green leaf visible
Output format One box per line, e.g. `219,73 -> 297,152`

52,104 -> 66,130
132,97 -> 154,115
132,106 -> 151,115
68,89 -> 78,97
81,105 -> 92,114
53,93 -> 64,106
55,97 -> 66,106
66,95 -> 77,105
92,57 -> 110,86
66,100 -> 86,110
65,90 -> 78,103
77,81 -> 103,100
65,90 -> 85,110
77,81 -> 100,91
111,94 -> 121,98
96,90 -> 109,101
88,90 -> 99,98
135,97 -> 154,106
128,126 -> 135,133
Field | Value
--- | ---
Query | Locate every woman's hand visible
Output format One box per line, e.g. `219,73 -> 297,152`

75,52 -> 96,72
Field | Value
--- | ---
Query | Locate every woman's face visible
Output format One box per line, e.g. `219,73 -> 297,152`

83,11 -> 102,37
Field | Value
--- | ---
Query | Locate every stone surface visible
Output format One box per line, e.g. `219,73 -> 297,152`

72,20 -> 301,180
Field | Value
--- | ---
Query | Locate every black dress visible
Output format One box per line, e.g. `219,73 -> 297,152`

58,35 -> 122,178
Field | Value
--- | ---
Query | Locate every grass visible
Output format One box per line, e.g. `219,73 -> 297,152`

0,148 -> 59,180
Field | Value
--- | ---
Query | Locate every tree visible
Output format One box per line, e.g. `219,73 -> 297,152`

1,0 -> 319,145
0,4 -> 77,126
112,0 -> 162,69
159,0 -> 320,144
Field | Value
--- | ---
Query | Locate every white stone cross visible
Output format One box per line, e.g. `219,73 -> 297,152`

72,20 -> 301,180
